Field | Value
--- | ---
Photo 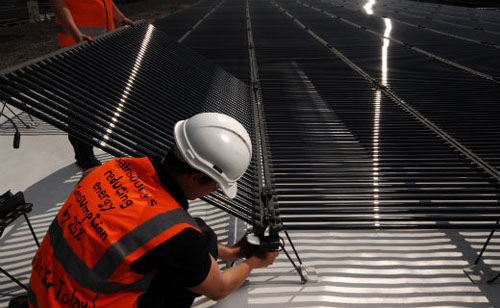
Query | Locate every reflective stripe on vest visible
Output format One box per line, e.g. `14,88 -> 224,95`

29,157 -> 201,307
54,0 -> 114,48
55,24 -> 108,36
48,207 -> 197,293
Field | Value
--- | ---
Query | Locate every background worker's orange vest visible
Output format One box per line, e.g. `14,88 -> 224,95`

28,157 -> 201,308
55,0 -> 115,48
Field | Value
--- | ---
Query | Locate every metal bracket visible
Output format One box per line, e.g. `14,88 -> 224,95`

464,218 -> 500,284
280,231 -> 317,284
253,187 -> 281,251
464,264 -> 500,284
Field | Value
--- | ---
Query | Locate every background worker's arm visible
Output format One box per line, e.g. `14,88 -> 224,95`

49,0 -> 91,43
188,252 -> 278,301
112,1 -> 135,27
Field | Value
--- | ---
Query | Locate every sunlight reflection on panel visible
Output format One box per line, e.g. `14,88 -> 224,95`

100,24 -> 154,148
363,0 -> 376,15
373,18 -> 392,229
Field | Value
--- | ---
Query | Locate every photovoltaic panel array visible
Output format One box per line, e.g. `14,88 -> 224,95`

0,22 -> 260,226
2,0 -> 500,234
156,0 -> 500,230
152,0 -> 222,41
296,0 -> 500,171
246,0 -> 498,229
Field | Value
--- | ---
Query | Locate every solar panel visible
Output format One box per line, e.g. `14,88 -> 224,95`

0,21 -> 261,228
246,0 -> 500,229
2,0 -> 500,238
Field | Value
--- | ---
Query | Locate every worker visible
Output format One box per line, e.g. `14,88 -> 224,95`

49,0 -> 135,170
50,0 -> 135,48
22,112 -> 278,308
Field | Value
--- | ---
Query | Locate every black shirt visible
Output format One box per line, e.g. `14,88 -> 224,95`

132,158 -> 212,308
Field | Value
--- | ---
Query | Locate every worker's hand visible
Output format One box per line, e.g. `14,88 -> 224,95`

232,237 -> 246,258
72,31 -> 93,44
245,251 -> 279,269
220,245 -> 242,262
233,236 -> 268,259
117,16 -> 136,27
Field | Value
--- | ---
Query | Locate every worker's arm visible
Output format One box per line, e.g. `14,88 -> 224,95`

188,252 -> 278,301
49,0 -> 91,43
112,1 -> 135,27
217,243 -> 241,262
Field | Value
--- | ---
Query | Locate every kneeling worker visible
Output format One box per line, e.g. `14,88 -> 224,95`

27,112 -> 278,308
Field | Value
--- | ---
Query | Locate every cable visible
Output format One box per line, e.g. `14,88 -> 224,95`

0,111 -> 21,148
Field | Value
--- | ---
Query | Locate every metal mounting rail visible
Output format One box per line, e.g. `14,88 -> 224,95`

247,0 -> 309,283
246,0 -> 282,249
296,0 -> 499,84
328,0 -> 500,50
404,13 -> 500,37
379,13 -> 500,50
376,0 -> 500,36
178,0 -> 226,42
270,0 -> 500,184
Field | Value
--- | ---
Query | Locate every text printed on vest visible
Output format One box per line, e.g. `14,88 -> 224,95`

33,252 -> 99,308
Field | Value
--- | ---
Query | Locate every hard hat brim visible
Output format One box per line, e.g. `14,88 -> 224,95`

220,182 -> 237,199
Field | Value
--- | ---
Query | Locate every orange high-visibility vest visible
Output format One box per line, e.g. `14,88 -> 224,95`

55,0 -> 115,48
28,157 -> 201,308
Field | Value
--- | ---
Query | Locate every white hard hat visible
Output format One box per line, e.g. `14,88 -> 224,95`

174,112 -> 252,199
